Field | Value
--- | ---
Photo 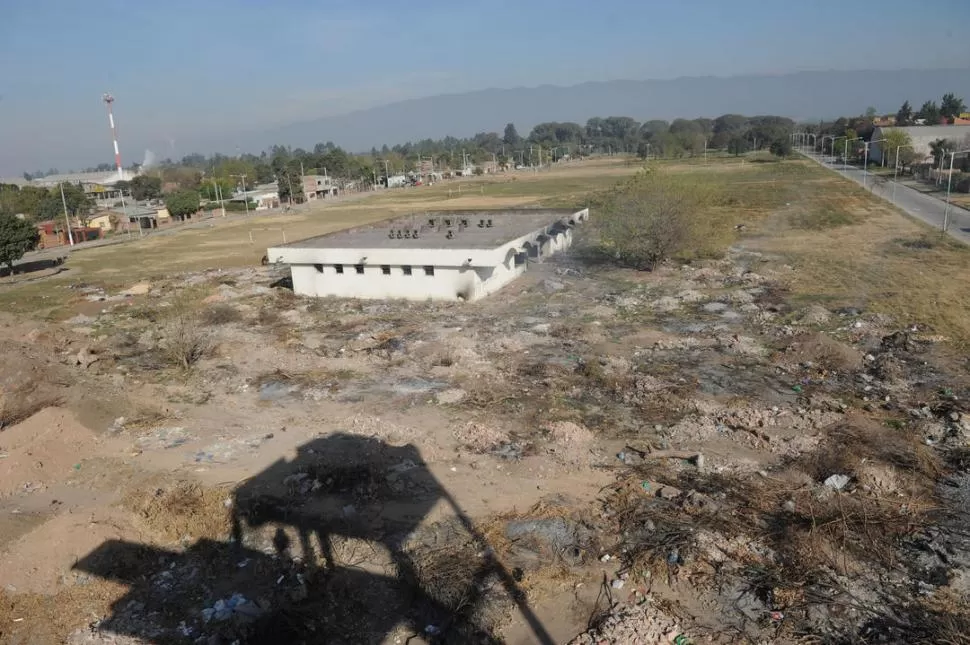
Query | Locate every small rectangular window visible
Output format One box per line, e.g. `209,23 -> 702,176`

355,264 -> 365,274
334,264 -> 344,274
381,265 -> 391,275
314,263 -> 324,273
424,266 -> 435,276
402,265 -> 412,276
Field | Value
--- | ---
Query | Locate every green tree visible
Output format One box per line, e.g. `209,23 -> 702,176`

0,213 -> 41,273
865,106 -> 878,119
880,129 -> 915,168
165,190 -> 200,221
36,183 -> 93,224
895,101 -> 913,126
598,171 -> 699,271
272,154 -> 304,203
130,175 -> 162,201
503,123 -> 521,147
769,138 -> 792,157
727,135 -> 749,156
940,93 -> 966,121
918,101 -> 942,125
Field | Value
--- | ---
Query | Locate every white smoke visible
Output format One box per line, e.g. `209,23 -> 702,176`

142,149 -> 157,169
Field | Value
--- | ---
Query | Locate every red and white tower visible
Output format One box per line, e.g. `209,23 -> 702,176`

102,93 -> 123,180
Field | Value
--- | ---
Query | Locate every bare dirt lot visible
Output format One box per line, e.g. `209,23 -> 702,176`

3,156 -> 970,644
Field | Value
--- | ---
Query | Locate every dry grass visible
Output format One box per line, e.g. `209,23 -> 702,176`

746,170 -> 970,346
199,302 -> 242,325
122,481 -> 232,543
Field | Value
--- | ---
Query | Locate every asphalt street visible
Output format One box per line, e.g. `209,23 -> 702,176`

798,148 -> 970,245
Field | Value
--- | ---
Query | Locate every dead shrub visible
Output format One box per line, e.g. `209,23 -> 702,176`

199,303 -> 242,325
159,306 -> 212,370
255,308 -> 281,326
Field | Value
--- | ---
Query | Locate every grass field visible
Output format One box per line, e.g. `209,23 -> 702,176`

4,153 -> 970,345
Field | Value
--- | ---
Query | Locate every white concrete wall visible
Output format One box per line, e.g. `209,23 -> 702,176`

276,208 -> 586,302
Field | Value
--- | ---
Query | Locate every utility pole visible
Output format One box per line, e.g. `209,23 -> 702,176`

231,174 -> 249,215
300,161 -> 305,204
58,183 -> 75,246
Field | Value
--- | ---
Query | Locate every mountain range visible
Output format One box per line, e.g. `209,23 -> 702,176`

236,68 -> 970,154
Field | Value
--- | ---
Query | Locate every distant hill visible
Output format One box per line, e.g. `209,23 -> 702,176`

243,68 -> 970,153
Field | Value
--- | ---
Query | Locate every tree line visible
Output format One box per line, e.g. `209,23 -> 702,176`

122,113 -> 797,203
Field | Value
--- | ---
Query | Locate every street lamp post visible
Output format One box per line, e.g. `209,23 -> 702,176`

844,137 -> 862,172
863,138 -> 888,190
943,149 -> 970,233
891,144 -> 917,205
821,135 -> 839,161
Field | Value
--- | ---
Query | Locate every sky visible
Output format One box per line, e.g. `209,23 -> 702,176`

1,0 -> 968,175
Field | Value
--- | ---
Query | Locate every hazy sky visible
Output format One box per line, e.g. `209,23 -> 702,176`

1,0 -> 967,175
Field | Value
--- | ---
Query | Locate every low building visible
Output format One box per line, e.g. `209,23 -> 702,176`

870,124 -> 970,164
266,208 -> 589,302
385,175 -> 408,188
231,183 -> 280,210
302,175 -> 339,200
36,221 -> 102,248
105,203 -> 161,229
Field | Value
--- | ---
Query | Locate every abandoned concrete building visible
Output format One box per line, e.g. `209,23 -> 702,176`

266,208 -> 590,301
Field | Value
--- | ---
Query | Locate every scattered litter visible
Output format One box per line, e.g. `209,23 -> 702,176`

611,579 -> 625,589
823,474 -> 851,491
201,593 -> 263,623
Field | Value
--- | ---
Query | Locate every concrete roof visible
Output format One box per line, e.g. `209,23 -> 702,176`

873,124 -> 970,140
283,209 -> 583,251
31,169 -> 137,186
104,204 -> 157,218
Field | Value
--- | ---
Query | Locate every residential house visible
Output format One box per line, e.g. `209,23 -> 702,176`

302,175 -> 339,200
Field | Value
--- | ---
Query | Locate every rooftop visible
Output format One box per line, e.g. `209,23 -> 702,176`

283,208 -> 582,250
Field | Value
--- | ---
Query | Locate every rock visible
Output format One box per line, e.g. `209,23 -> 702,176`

76,347 -> 99,369
66,314 -> 96,325
617,451 -> 643,466
542,279 -> 565,292
823,474 -> 851,491
657,485 -> 682,500
505,517 -> 581,554
782,499 -> 796,513
121,282 -> 151,297
703,302 -> 728,313
531,323 -> 552,334
435,388 -> 466,405
881,331 -> 913,351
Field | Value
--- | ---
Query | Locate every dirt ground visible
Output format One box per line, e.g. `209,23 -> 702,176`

3,157 -> 970,644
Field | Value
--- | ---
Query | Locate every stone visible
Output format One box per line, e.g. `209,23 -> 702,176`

542,279 -> 565,292
66,314 -> 96,325
823,474 -> 850,491
76,347 -> 99,369
121,282 -> 151,297
657,485 -> 682,500
703,302 -> 728,313
435,388 -> 466,405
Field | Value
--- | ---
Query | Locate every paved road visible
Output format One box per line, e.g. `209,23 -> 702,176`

797,148 -> 970,244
